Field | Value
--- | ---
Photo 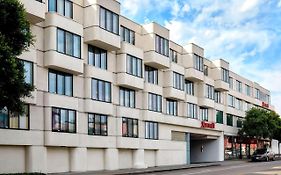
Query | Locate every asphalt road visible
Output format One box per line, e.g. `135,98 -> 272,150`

143,160 -> 281,175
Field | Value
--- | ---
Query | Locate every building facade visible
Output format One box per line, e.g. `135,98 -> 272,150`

0,0 -> 274,173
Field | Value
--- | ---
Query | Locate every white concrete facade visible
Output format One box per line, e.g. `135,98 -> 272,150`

0,0 -> 274,173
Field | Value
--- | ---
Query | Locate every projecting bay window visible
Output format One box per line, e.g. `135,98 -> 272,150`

49,70 -> 73,96
22,60 -> 33,85
126,55 -> 142,78
173,72 -> 184,91
236,80 -> 242,93
187,103 -> 197,119
228,94 -> 235,108
122,117 -> 138,138
155,35 -> 169,57
0,105 -> 29,130
166,99 -> 177,116
121,26 -> 135,45
120,88 -> 135,108
205,84 -> 214,100
216,110 -> 223,124
52,107 -> 76,133
148,93 -> 162,112
48,0 -> 73,18
145,66 -> 158,85
226,114 -> 233,126
222,68 -> 229,83
145,121 -> 158,140
214,90 -> 222,103
200,107 -> 208,121
57,28 -> 81,58
236,98 -> 243,110
100,7 -> 119,35
88,114 -> 107,136
169,49 -> 178,63
194,54 -> 204,72
88,45 -> 107,70
185,80 -> 194,96
91,78 -> 111,103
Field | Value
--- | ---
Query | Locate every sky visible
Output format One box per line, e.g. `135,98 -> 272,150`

119,0 -> 281,115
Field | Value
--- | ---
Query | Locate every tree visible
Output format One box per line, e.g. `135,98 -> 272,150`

238,108 -> 281,141
0,0 -> 34,114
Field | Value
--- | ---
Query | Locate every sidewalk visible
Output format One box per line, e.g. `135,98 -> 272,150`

49,162 -> 221,175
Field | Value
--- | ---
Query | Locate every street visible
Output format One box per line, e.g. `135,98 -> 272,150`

143,160 -> 281,175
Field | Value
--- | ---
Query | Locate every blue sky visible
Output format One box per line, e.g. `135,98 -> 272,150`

119,0 -> 281,115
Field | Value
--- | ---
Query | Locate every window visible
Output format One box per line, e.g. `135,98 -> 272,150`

0,105 -> 29,130
88,114 -> 107,136
255,88 -> 260,99
237,118 -> 243,128
169,49 -> 178,63
120,88 -> 135,108
200,107 -> 208,121
155,35 -> 169,57
194,54 -> 204,72
236,98 -> 243,110
121,26 -> 135,45
122,117 -> 138,138
145,66 -> 158,85
245,84 -> 251,96
145,121 -> 158,140
203,65 -> 208,76
228,95 -> 235,107
229,77 -> 233,89
205,84 -> 214,100
245,102 -> 252,111
222,68 -> 229,83
236,80 -> 242,93
226,114 -> 233,126
187,103 -> 197,119
166,99 -> 177,116
52,107 -> 76,133
126,54 -> 142,78
148,93 -> 162,112
100,7 -> 119,35
173,72 -> 184,91
57,28 -> 81,58
23,60 -> 33,85
48,0 -> 73,18
214,91 -> 222,103
49,69 -> 73,96
185,80 -> 194,96
88,45 -> 107,70
216,110 -> 223,124
91,78 -> 111,102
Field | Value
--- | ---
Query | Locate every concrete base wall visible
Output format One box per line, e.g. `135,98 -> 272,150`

271,139 -> 279,154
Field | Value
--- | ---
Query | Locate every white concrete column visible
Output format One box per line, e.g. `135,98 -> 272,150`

26,146 -> 47,173
218,133 -> 225,161
70,147 -> 87,172
133,149 -> 146,169
105,148 -> 119,170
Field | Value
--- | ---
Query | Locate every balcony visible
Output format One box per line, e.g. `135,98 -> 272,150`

185,68 -> 204,82
214,80 -> 229,91
116,73 -> 144,90
198,97 -> 215,108
20,0 -> 45,24
163,87 -> 185,101
118,42 -> 143,59
84,26 -> 121,51
44,51 -> 83,75
143,51 -> 170,69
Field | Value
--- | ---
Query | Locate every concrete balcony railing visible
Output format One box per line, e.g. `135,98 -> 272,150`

143,51 -> 170,69
44,51 -> 84,75
198,97 -> 215,108
163,87 -> 185,101
214,80 -> 229,91
185,68 -> 204,82
20,0 -> 46,24
116,73 -> 144,90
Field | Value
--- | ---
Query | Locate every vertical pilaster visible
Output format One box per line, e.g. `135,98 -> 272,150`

69,147 -> 87,172
185,133 -> 190,165
26,146 -> 47,173
105,148 -> 119,170
133,149 -> 146,169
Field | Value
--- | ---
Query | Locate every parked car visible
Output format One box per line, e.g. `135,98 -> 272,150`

251,148 -> 275,161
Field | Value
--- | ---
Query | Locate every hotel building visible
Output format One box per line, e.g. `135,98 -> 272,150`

0,0 -> 274,173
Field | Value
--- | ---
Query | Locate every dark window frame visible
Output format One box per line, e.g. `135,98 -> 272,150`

88,45 -> 108,70
21,59 -> 34,86
88,113 -> 108,136
91,78 -> 112,103
185,80 -> 194,96
121,25 -> 135,45
126,54 -> 143,78
122,117 -> 138,138
216,110 -> 223,124
169,49 -> 178,63
166,99 -> 178,116
173,72 -> 184,91
99,6 -> 119,35
48,69 -> 73,97
145,121 -> 159,140
155,34 -> 169,57
51,107 -> 76,133
187,103 -> 198,119
48,0 -> 73,18
145,65 -> 158,85
226,114 -> 233,126
148,92 -> 162,113
119,87 -> 135,108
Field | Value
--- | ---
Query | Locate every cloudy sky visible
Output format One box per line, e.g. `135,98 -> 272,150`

119,0 -> 281,114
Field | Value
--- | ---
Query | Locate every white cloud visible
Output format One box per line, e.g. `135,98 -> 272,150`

240,0 -> 259,12
278,0 -> 281,8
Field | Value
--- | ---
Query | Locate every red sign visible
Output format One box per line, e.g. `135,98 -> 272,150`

262,102 -> 269,108
201,121 -> 215,129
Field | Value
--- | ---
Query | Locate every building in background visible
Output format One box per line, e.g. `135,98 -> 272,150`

0,0 -> 274,173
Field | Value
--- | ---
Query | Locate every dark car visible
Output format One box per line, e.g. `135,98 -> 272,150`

251,148 -> 275,162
